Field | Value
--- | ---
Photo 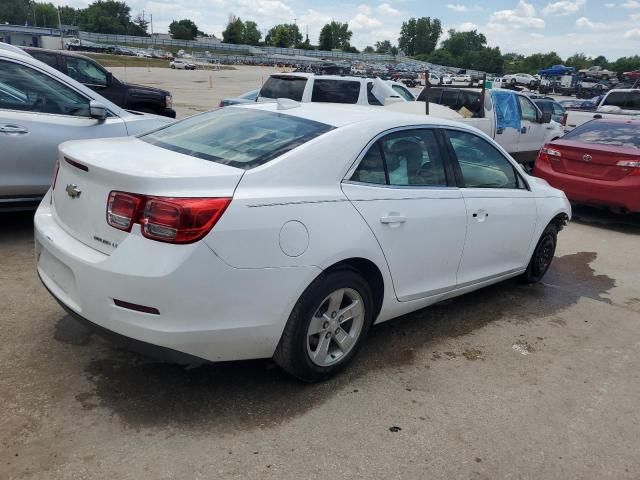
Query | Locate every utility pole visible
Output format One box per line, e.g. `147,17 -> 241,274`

57,7 -> 63,49
150,13 -> 154,51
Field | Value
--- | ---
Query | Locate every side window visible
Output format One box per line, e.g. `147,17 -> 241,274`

552,103 -> 565,115
447,130 -> 519,189
626,92 -> 640,110
351,143 -> 386,184
518,96 -> 538,122
392,85 -> 414,101
311,80 -> 360,104
0,59 -> 90,116
350,129 -> 448,187
366,82 -> 382,106
65,57 -> 107,86
602,92 -> 627,108
31,52 -> 58,68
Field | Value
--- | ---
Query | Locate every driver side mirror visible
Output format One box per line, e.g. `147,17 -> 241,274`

89,100 -> 108,120
540,111 -> 552,123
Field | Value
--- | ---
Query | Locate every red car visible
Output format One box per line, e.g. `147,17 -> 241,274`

623,70 -> 640,80
533,119 -> 640,213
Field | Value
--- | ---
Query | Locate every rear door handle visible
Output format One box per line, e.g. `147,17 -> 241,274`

0,124 -> 29,135
380,215 -> 407,224
520,126 -> 528,134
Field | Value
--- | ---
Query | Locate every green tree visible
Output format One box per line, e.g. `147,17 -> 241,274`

169,18 -> 200,40
58,5 -> 79,25
33,2 -> 59,27
363,45 -> 375,53
565,53 -> 590,70
398,18 -> 417,56
266,23 -> 301,47
129,13 -> 149,36
78,1 -> 132,35
0,0 -> 30,26
414,17 -> 441,55
222,16 -> 244,44
243,20 -> 261,45
317,21 -> 352,51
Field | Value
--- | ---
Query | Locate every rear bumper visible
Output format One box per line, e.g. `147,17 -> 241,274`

35,193 -> 321,362
534,161 -> 640,212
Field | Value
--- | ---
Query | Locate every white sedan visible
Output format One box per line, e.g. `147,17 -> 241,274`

35,102 -> 571,381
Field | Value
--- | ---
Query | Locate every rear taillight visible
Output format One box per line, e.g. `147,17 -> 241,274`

560,113 -> 567,126
107,191 -> 144,232
218,101 -> 224,108
106,191 -> 231,244
52,160 -> 60,190
536,146 -> 562,165
616,160 -> 640,176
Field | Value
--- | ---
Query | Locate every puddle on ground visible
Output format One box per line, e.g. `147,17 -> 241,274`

54,316 -> 93,346
70,251 -> 614,430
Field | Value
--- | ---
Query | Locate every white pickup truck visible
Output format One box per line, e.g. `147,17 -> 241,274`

386,86 -> 564,167
564,88 -> 640,132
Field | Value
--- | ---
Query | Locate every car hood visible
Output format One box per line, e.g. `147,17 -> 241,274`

121,81 -> 171,97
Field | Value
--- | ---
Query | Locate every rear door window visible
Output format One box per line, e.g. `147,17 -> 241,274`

141,108 -> 334,170
311,80 -> 360,104
627,92 -> 640,110
64,57 -> 107,87
30,51 -> 58,68
446,129 -> 520,189
366,82 -> 382,106
259,76 -> 307,101
518,96 -> 538,122
391,84 -> 415,101
350,129 -> 448,187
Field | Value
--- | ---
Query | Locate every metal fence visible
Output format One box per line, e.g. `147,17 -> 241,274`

78,31 -> 396,63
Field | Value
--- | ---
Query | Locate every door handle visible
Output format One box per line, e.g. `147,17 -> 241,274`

520,126 -> 528,134
380,215 -> 407,224
472,210 -> 488,222
496,127 -> 504,134
0,124 -> 29,135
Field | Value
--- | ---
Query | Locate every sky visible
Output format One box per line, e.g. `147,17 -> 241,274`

48,0 -> 640,59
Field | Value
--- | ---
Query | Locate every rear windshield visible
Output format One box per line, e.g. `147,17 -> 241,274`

564,121 -> 640,149
259,76 -> 307,101
141,108 -> 334,169
602,91 -> 640,111
311,79 -> 360,104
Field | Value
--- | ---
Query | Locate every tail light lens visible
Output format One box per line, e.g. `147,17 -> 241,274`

536,146 -> 562,165
107,192 -> 144,232
106,191 -> 231,244
616,160 -> 640,176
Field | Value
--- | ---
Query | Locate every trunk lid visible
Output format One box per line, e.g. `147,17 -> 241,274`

52,137 -> 244,254
547,140 -> 640,181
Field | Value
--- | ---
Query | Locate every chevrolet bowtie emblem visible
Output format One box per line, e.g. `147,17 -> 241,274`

66,184 -> 82,199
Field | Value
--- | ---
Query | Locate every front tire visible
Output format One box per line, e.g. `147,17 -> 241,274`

520,224 -> 558,284
274,268 -> 374,382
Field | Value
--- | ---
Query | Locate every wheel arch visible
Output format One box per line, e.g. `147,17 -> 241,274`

324,257 -> 385,322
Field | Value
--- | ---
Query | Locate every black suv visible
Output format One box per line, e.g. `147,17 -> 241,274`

24,48 -> 176,118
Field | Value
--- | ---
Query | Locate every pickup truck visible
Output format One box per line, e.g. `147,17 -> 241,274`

564,88 -> 640,131
538,65 -> 574,76
578,66 -> 616,80
385,86 -> 564,167
24,47 -> 176,118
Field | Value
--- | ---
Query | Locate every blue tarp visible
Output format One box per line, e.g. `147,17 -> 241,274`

490,90 -> 521,131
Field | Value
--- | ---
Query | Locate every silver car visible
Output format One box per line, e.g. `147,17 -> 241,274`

0,46 -> 173,211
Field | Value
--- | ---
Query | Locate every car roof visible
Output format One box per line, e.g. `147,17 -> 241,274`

22,46 -> 95,61
0,48 -> 124,115
231,101 -> 476,131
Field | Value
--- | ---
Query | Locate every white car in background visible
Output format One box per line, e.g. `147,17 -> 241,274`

503,73 -> 539,88
170,59 -> 196,70
0,46 -> 172,211
36,101 -> 570,381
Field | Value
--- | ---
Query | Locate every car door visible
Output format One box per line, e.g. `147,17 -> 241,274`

342,128 -> 467,301
62,55 -> 123,105
517,95 -> 547,155
444,128 -> 537,285
0,58 -> 127,198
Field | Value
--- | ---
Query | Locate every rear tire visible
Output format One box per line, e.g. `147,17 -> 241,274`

520,223 -> 558,284
274,268 -> 374,382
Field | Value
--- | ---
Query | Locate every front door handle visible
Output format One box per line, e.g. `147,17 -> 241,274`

0,124 -> 29,135
520,126 -> 528,134
380,215 -> 407,224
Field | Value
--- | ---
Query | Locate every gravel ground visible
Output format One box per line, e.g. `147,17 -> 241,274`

2,67 -> 640,479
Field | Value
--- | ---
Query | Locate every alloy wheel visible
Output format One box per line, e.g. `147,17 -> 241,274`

306,288 -> 365,367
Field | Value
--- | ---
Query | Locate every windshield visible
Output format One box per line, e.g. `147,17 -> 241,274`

141,107 -> 334,169
564,121 -> 640,149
